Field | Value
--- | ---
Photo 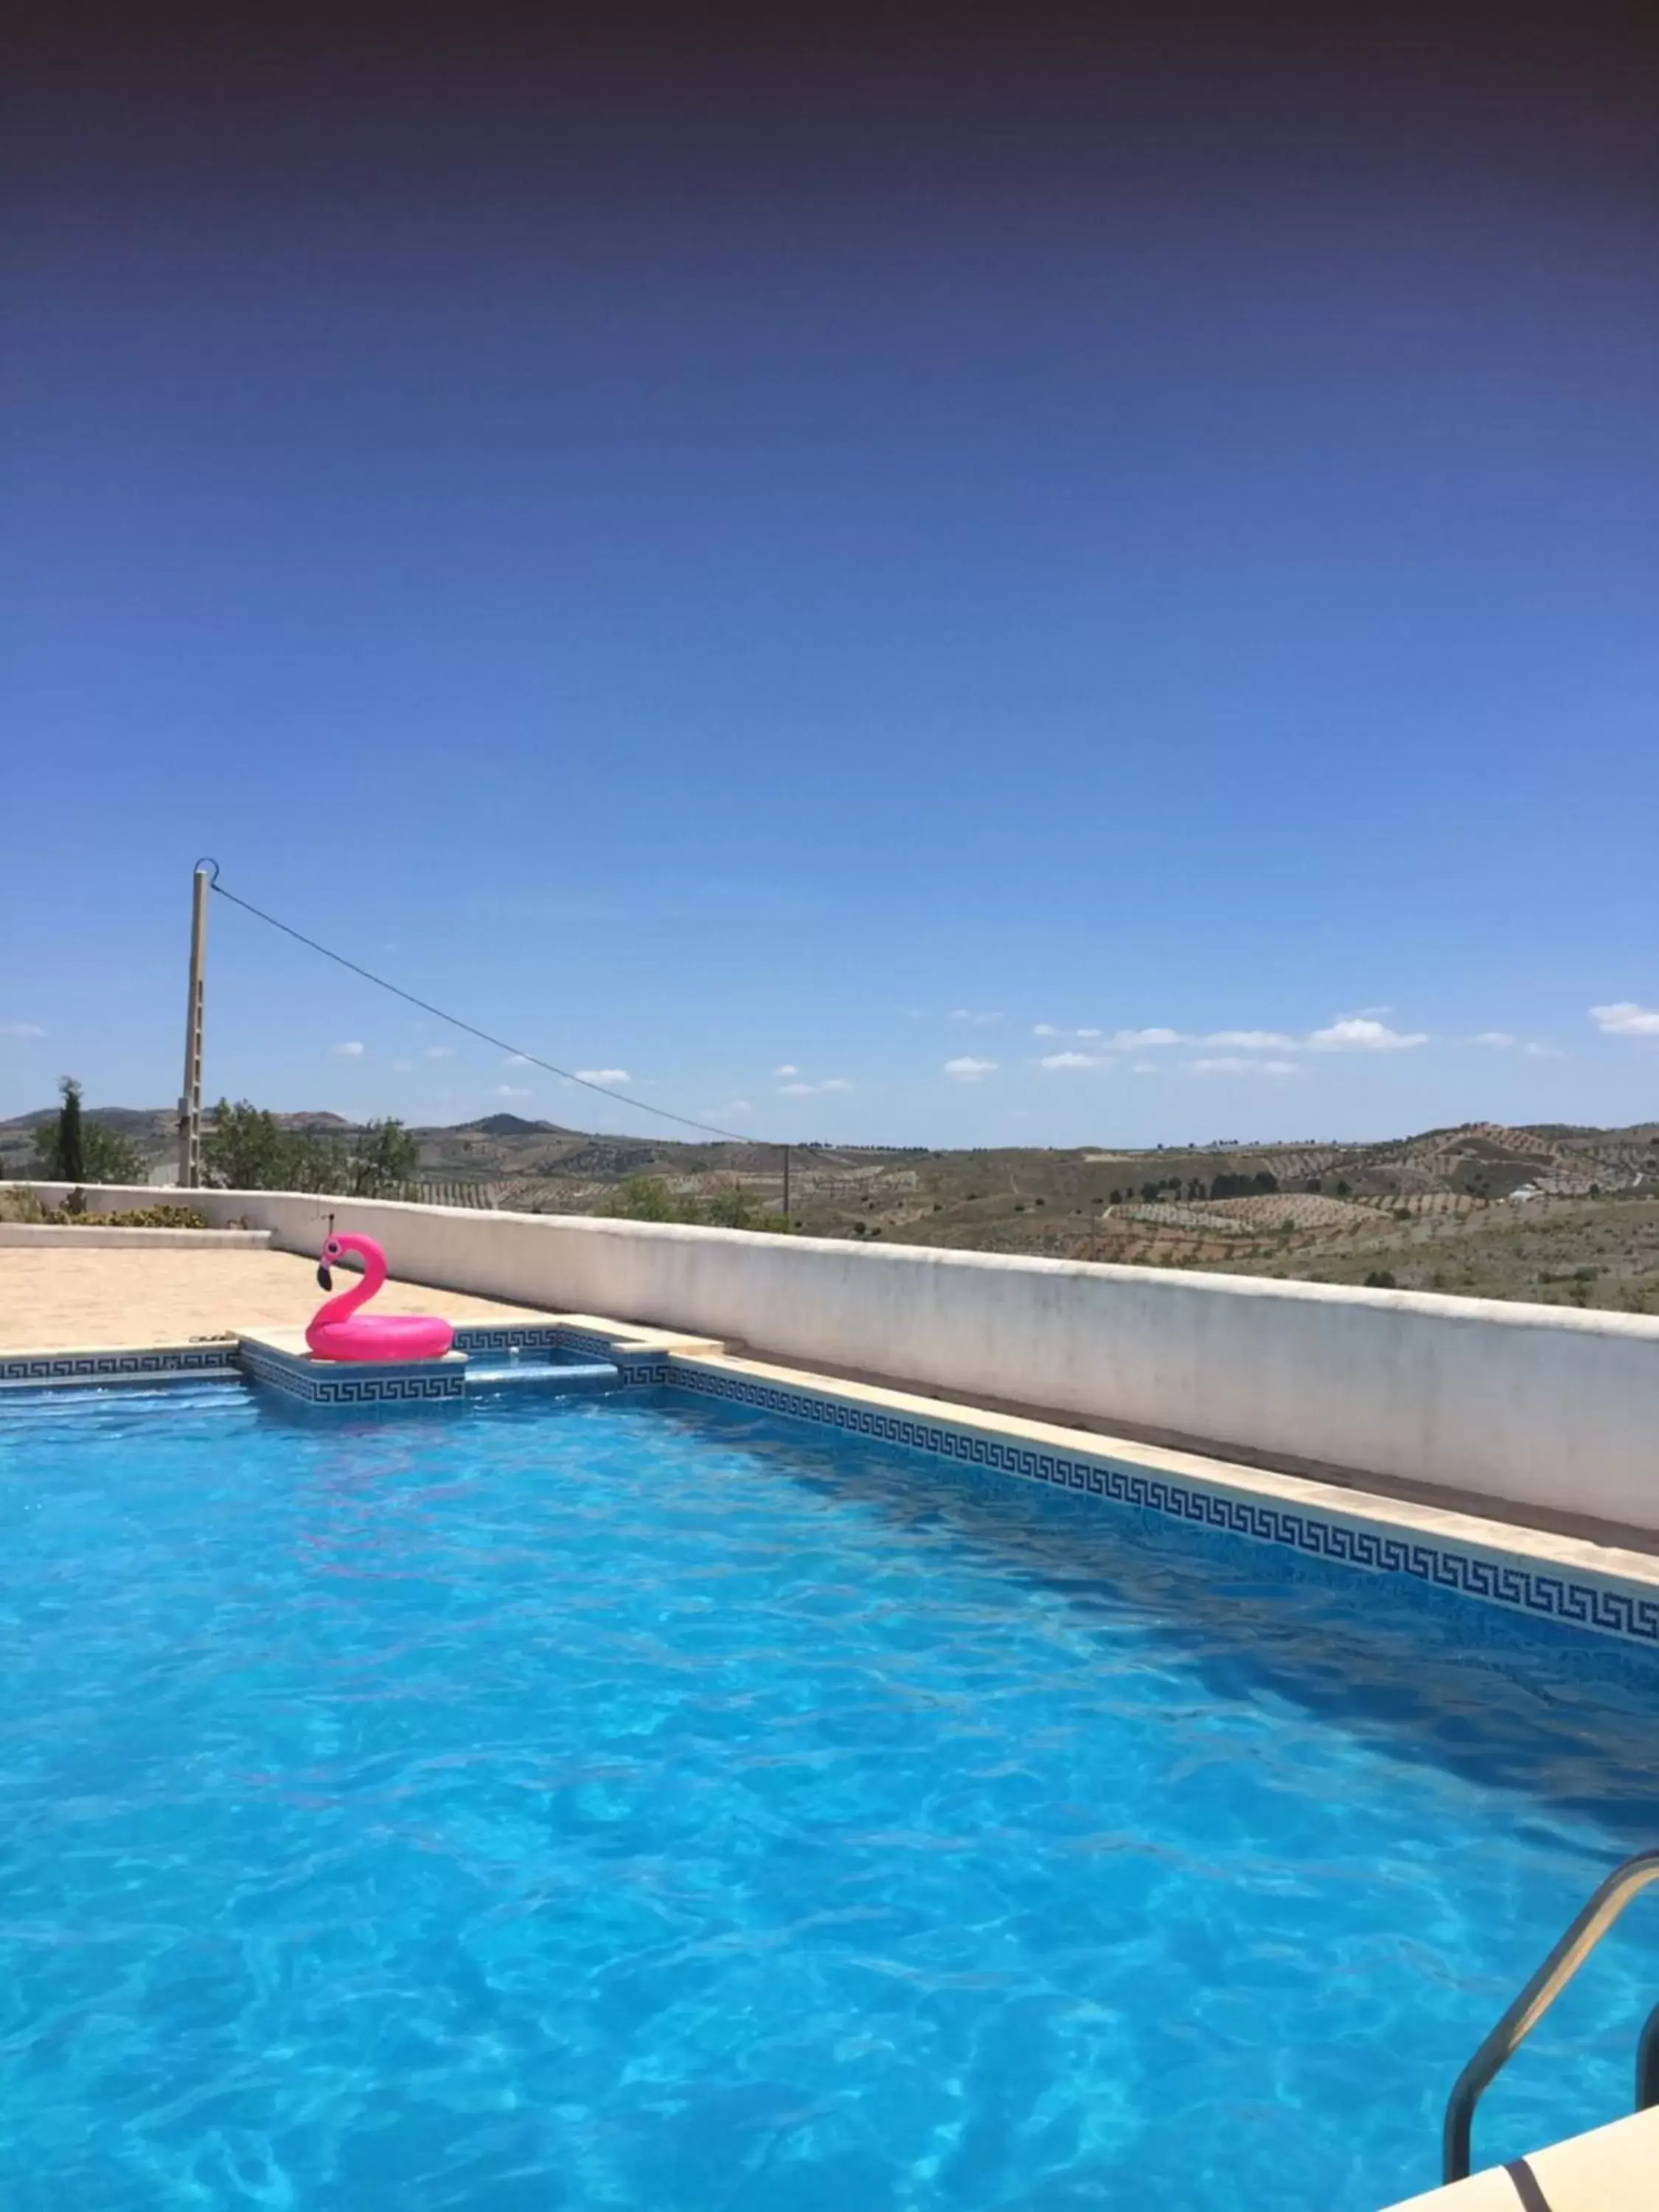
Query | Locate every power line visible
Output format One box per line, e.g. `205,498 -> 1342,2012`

204,868 -> 764,1147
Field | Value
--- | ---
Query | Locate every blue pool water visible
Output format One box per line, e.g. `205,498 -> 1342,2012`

2,1382 -> 1658,2211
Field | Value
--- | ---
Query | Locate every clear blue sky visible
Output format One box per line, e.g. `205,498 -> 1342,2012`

4,17 -> 1657,1146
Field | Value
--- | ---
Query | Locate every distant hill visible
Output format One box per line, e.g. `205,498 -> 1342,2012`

465,1113 -> 565,1137
3,1105 -> 1657,1316
1,1103 -> 167,1132
0,1103 -> 353,1171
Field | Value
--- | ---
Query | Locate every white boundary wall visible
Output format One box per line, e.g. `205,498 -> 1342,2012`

22,1183 -> 1659,1531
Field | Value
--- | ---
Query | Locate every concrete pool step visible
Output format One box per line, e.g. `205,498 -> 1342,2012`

233,1325 -> 633,1408
462,1357 -> 621,1394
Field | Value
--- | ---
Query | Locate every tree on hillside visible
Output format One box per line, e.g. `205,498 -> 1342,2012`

91,1121 -> 146,1181
1208,1169 -> 1280,1200
203,1101 -> 350,1192
604,1172 -> 793,1231
605,1173 -> 691,1222
202,1101 -> 420,1197
345,1119 -> 420,1198
204,1101 -> 316,1190
703,1183 -> 764,1229
52,1077 -> 81,1182
32,1077 -> 145,1183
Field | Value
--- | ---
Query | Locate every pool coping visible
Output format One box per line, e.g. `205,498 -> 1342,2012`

1380,2103 -> 1659,2209
4,1318 -> 1658,1652
661,1347 -> 1659,1651
0,1339 -> 245,1387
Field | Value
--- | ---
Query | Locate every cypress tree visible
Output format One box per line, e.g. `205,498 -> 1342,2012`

57,1077 -> 86,1183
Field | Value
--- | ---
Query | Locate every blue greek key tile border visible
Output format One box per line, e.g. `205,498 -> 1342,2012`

238,1339 -> 465,1407
459,1322 -> 664,1384
617,1357 -> 672,1386
236,1324 -> 648,1405
551,1326 -> 625,1360
0,1344 -> 240,1388
451,1325 -> 566,1354
664,1362 -> 1659,1652
546,1326 -> 670,1388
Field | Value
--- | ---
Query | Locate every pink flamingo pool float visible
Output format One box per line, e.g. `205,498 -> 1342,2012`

305,1232 -> 456,1363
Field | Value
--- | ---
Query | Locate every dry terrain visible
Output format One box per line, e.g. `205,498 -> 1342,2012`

4,1107 -> 1658,1317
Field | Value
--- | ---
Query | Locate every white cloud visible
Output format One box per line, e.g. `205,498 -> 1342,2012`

392,1057 -> 415,1074
702,1097 -> 753,1119
1590,1002 -> 1659,1037
950,1008 -> 1003,1026
504,1053 -> 532,1067
1203,1029 -> 1298,1051
773,1063 -> 799,1077
779,1077 -> 854,1096
1047,1025 -> 1189,1049
1111,1026 -> 1184,1050
1307,1017 -> 1427,1052
1131,1062 -> 1160,1076
1523,1040 -> 1566,1059
574,1068 -> 630,1085
1191,1057 -> 1303,1077
333,1040 -> 366,1057
495,1083 -> 532,1099
1010,1012 -> 1450,1057
426,1045 -> 455,1060
944,1056 -> 997,1080
1040,1050 -> 1109,1071
1472,1032 -> 1516,1049
0,1021 -> 45,1039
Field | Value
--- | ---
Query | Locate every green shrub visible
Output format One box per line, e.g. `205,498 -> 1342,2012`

43,1204 -> 209,1228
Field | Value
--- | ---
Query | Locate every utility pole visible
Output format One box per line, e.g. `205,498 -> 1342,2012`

178,863 -> 210,1188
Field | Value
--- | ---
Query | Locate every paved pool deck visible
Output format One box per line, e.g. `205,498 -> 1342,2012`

0,1248 -> 553,1351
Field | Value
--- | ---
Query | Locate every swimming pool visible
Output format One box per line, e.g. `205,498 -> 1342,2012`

3,1380 -> 1656,2210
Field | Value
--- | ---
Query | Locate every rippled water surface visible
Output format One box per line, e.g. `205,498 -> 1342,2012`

3,1381 -> 1658,2211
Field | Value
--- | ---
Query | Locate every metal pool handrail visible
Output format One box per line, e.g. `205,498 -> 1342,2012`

1443,1847 -> 1659,2183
